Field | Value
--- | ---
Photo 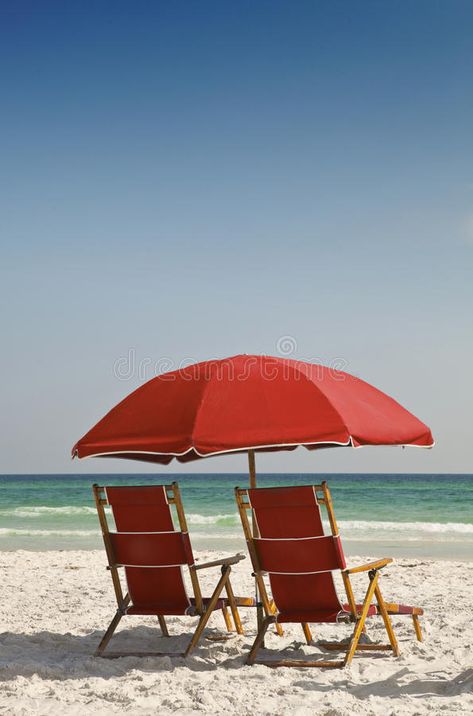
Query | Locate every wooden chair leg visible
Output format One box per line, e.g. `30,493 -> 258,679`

374,584 -> 399,656
225,576 -> 244,635
412,614 -> 423,642
270,600 -> 284,637
184,567 -> 231,657
158,615 -> 169,637
96,610 -> 123,656
343,571 -> 379,666
301,623 -> 313,645
247,616 -> 273,665
221,606 -> 233,632
256,577 -> 283,637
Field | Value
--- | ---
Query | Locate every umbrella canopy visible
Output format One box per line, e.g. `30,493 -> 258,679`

72,354 -> 433,464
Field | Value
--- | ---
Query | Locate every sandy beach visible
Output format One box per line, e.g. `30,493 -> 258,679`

1,549 -> 472,715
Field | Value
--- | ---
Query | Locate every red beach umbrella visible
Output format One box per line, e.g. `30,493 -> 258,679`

72,355 -> 433,484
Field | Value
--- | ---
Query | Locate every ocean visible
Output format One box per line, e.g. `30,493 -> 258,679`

0,473 -> 472,560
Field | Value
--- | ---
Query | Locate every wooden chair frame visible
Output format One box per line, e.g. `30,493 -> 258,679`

235,481 -> 422,668
93,482 -> 248,658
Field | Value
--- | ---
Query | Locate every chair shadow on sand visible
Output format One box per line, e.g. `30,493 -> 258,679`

294,666 -> 473,698
2,629 -> 472,699
0,626 -> 246,680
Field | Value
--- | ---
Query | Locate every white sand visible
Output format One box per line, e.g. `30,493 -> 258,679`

0,550 -> 472,715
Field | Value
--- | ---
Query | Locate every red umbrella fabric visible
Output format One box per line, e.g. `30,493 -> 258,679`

72,354 -> 433,463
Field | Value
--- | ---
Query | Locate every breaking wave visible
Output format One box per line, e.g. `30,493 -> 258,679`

180,514 -> 473,535
0,528 -> 99,537
338,520 -> 473,535
186,513 -> 239,526
0,506 -> 99,518
1,508 -> 471,541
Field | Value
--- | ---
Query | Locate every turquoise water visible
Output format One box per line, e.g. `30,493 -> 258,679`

0,474 -> 472,560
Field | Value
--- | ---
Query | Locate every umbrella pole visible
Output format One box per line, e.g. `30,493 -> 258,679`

248,450 -> 264,638
248,448 -> 256,488
248,449 -> 257,526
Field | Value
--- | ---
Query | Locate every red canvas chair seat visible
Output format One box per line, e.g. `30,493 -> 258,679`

127,595 -> 257,617
236,482 -> 424,668
250,488 -> 349,631
93,482 -> 247,658
126,597 -> 228,617
277,604 -> 379,624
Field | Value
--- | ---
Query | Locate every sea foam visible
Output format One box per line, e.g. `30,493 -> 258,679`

1,506 -> 99,518
0,528 -> 99,537
338,520 -> 473,535
186,513 -> 239,526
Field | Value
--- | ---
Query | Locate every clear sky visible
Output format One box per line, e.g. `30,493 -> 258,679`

1,1 -> 472,474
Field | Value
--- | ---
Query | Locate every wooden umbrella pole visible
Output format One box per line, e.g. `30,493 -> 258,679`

248,450 -> 264,637
248,449 -> 257,525
248,449 -> 256,486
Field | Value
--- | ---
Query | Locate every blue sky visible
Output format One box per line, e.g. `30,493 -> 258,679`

1,1 -> 472,473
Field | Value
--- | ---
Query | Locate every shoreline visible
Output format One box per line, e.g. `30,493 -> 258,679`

1,539 -> 472,562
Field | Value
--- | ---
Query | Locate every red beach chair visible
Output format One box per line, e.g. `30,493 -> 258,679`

93,482 -> 252,658
235,482 -> 423,667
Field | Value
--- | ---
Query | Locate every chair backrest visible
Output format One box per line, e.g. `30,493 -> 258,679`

94,483 -> 199,615
237,483 -> 347,621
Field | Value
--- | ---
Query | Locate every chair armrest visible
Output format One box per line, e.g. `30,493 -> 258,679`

343,558 -> 393,575
194,553 -> 246,570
